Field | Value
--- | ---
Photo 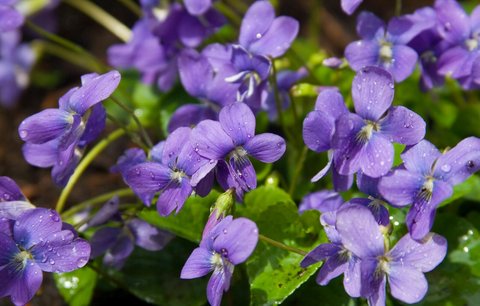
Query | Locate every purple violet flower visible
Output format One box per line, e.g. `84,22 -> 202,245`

0,208 -> 90,306
302,88 -> 354,191
0,1 -> 23,32
181,216 -> 258,306
332,66 -> 425,178
0,30 -> 35,107
334,205 -> 446,305
341,0 -> 363,15
190,102 -> 286,199
89,197 -> 173,269
435,0 -> 480,89
184,0 -> 214,16
0,176 -> 35,219
345,11 -> 434,82
124,127 -> 214,216
299,190 -> 343,214
378,137 -> 480,240
18,71 -> 121,186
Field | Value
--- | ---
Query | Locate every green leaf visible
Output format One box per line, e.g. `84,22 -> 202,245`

237,186 -> 327,305
54,266 -> 97,306
440,175 -> 480,207
138,191 -> 220,243
107,239 -> 207,306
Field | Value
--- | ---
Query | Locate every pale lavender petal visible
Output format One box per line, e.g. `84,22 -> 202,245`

345,40 -> 379,71
0,176 -> 25,202
437,46 -> 471,78
311,158 -> 332,183
79,104 -> 106,145
191,160 -> 217,187
33,234 -> 90,273
315,254 -> 348,286
366,272 -> 386,306
344,258 -> 362,297
178,48 -> 212,98
407,180 -> 453,240
18,109 -> 73,144
303,111 -> 335,152
332,113 -> 365,175
244,133 -> 286,163
103,234 -> 134,269
248,16 -> 299,58
435,0 -> 470,44
351,66 -> 394,121
110,148 -> 147,175
124,162 -> 171,206
219,102 -> 255,146
341,0 -> 363,15
314,89 -> 348,119
299,190 -> 343,214
0,232 -> 17,266
378,169 -> 423,206
229,155 -> 257,192
162,127 -> 191,167
387,9 -> 436,44
87,196 -> 119,227
68,71 -> 121,115
356,11 -> 384,39
380,106 -> 426,145
191,120 -> 234,160
9,262 -> 43,306
180,247 -> 213,279
300,243 -> 341,267
332,165 -> 354,191
390,45 -> 418,82
402,140 -> 441,175
388,264 -> 428,304
0,6 -> 23,32
359,134 -> 394,178
14,208 -> 62,249
239,1 -> 275,47
167,104 -> 217,133
0,201 -> 34,220
389,233 -> 447,272
336,205 -> 384,258
356,171 -> 380,198
434,137 -> 480,185
128,218 -> 173,251
156,179 -> 193,216
212,217 -> 258,265
184,0 -> 211,15
207,266 -> 232,306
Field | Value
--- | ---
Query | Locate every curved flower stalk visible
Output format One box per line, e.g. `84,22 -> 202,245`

18,70 -> 121,186
181,216 -> 258,306
379,137 -> 480,240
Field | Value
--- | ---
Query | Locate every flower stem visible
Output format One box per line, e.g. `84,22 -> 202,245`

395,0 -> 402,15
110,96 -> 154,148
288,146 -> 308,196
214,2 -> 241,27
63,0 -> 132,42
55,129 -> 126,213
118,0 -> 142,16
34,41 -> 101,72
258,234 -> 307,256
62,187 -> 134,218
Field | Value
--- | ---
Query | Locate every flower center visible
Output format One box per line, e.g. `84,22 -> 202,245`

465,38 -> 479,52
356,121 -> 379,143
421,50 -> 437,64
418,176 -> 434,202
171,170 -> 186,183
375,255 -> 390,277
13,250 -> 32,271
379,41 -> 393,63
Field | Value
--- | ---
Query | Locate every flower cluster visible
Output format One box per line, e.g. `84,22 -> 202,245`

0,177 -> 90,306
345,0 -> 480,90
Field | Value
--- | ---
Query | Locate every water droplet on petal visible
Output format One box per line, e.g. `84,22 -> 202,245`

49,259 -> 55,265
19,130 -> 28,139
441,164 -> 451,173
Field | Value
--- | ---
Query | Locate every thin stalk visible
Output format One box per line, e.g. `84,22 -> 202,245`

55,129 -> 126,213
259,234 -> 307,256
35,41 -> 100,72
64,0 -> 132,42
395,0 -> 402,15
288,146 -> 308,196
26,20 -> 106,72
214,2 -> 241,26
62,188 -> 134,218
110,96 -> 153,148
118,0 -> 142,16
106,114 -> 149,151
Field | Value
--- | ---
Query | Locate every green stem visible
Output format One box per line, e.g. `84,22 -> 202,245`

288,146 -> 309,196
26,20 -> 106,72
395,0 -> 402,15
55,129 -> 126,213
118,0 -> 142,16
62,188 -> 134,218
271,61 -> 285,128
110,96 -> 154,148
259,234 -> 307,256
34,41 -> 100,72
214,2 -> 241,26
106,113 -> 149,151
64,0 -> 132,42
